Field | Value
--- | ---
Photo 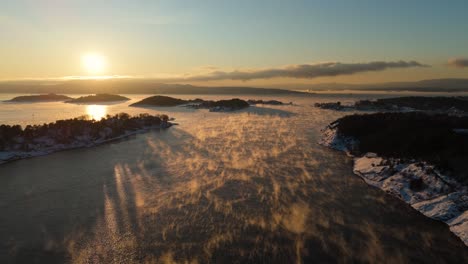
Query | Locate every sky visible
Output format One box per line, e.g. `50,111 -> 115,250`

1,0 -> 467,85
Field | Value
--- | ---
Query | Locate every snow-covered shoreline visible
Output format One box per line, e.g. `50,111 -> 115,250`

0,123 -> 172,165
319,126 -> 468,246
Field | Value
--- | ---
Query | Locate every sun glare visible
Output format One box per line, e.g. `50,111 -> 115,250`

86,105 -> 107,120
82,53 -> 106,74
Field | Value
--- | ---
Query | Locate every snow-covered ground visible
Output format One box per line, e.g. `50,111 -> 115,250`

320,126 -> 468,246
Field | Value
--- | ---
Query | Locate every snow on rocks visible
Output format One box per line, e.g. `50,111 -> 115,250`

353,155 -> 455,205
353,153 -> 389,184
448,211 -> 468,246
320,125 -> 468,246
0,124 -> 171,165
318,124 -> 358,154
413,190 -> 468,221
0,152 -> 22,164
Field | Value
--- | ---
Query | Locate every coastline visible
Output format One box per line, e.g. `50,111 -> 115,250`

319,126 -> 468,246
0,123 -> 172,165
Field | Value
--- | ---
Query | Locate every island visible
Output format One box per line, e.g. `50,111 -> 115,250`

247,99 -> 288,105
314,101 -> 346,110
0,113 -> 171,164
5,93 -> 72,102
66,94 -> 130,104
188,98 -> 250,112
320,112 -> 468,246
315,96 -> 468,114
131,95 -> 250,112
130,95 -> 196,107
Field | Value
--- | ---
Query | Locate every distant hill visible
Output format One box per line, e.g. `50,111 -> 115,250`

275,78 -> 468,92
0,79 -> 304,95
2,78 -> 467,94
316,96 -> 468,112
354,96 -> 468,111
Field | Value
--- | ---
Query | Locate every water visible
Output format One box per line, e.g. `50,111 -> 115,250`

0,94 -> 467,263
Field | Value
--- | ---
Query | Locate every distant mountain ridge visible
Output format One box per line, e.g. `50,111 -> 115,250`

1,78 -> 468,94
0,79 -> 304,95
282,78 -> 468,92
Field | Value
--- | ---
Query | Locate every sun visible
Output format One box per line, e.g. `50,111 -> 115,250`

82,53 -> 106,74
86,105 -> 107,120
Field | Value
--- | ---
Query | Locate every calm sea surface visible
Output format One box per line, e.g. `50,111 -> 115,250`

0,93 -> 467,263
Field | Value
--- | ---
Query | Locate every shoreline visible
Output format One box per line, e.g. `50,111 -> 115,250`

0,123 -> 172,165
319,126 -> 468,246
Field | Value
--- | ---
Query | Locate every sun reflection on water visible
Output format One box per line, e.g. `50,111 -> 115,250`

86,105 -> 107,120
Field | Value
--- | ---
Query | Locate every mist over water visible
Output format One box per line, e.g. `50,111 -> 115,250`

0,94 -> 467,263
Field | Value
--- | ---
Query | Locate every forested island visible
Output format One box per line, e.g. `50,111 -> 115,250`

130,95 -> 249,111
129,95 -> 201,107
131,95 -> 289,111
246,99 -> 288,105
66,94 -> 130,104
321,112 -> 468,246
5,94 -> 72,102
188,98 -> 250,111
315,96 -> 468,114
0,113 -> 171,164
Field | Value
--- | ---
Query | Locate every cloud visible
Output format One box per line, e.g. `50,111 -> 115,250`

448,58 -> 468,68
0,61 -> 428,83
175,61 -> 428,82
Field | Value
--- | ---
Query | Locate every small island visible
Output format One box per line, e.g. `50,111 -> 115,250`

130,95 -> 194,107
320,112 -> 468,245
314,101 -> 346,110
6,93 -> 72,103
315,96 -> 468,114
247,99 -> 288,105
66,94 -> 130,104
189,98 -> 250,112
0,113 -> 171,164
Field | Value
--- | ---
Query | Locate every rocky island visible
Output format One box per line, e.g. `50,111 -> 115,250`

315,96 -> 468,114
320,112 -> 468,245
0,113 -> 171,164
5,93 -> 72,102
66,93 -> 130,104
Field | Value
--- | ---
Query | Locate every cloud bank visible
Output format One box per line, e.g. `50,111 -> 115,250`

448,58 -> 468,68
177,61 -> 428,82
0,61 -> 428,83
